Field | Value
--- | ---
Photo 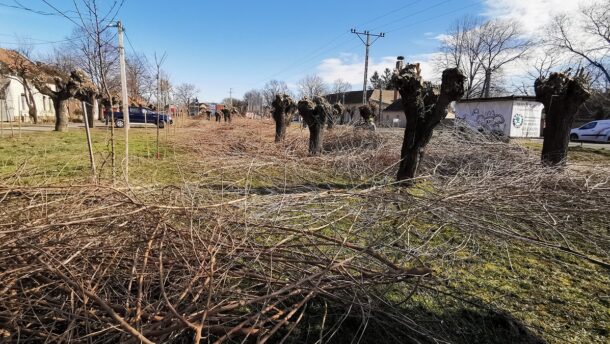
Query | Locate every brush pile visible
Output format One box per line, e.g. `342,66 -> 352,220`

1,119 -> 609,343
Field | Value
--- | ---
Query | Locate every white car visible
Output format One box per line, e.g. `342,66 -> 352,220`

570,120 -> 610,142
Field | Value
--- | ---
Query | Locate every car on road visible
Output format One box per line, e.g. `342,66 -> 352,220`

570,120 -> 610,142
104,107 -> 172,128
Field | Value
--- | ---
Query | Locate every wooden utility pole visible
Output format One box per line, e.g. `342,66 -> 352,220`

351,29 -> 385,104
117,20 -> 130,182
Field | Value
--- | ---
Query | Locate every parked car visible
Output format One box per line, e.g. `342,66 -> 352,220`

570,120 -> 610,142
104,107 -> 172,128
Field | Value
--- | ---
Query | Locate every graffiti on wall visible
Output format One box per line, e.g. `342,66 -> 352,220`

457,108 -> 506,135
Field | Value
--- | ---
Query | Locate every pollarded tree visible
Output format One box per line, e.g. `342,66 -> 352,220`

358,104 -> 375,123
535,70 -> 590,166
391,64 -> 465,184
32,65 -> 97,132
329,103 -> 345,129
221,108 -> 231,123
297,96 -> 332,155
271,94 -> 297,142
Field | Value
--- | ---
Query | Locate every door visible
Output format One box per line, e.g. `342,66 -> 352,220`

129,107 -> 145,124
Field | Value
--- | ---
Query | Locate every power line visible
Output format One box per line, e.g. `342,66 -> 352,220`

385,1 -> 481,33
370,0 -> 452,32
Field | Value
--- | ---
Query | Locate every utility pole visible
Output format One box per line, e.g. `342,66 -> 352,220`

117,20 -> 130,182
351,29 -> 385,104
229,88 -> 233,108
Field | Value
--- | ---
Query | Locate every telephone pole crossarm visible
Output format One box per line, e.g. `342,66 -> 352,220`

351,29 -> 385,105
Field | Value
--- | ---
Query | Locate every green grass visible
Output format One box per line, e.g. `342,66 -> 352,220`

519,140 -> 610,162
0,127 -> 189,185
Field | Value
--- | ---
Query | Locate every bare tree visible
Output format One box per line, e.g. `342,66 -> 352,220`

244,89 -> 264,115
436,16 -> 530,98
477,19 -> 532,98
436,15 -> 485,98
547,1 -> 610,88
127,53 -> 153,104
175,83 -> 199,113
262,80 -> 289,107
330,78 -> 352,103
11,43 -> 39,124
297,74 -> 327,99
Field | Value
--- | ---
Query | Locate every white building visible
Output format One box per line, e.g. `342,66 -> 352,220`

0,49 -> 56,123
0,77 -> 55,122
454,96 -> 544,138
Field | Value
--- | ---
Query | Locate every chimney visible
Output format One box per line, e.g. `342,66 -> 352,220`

394,56 -> 405,102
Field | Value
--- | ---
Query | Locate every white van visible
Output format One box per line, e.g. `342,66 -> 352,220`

570,120 -> 610,142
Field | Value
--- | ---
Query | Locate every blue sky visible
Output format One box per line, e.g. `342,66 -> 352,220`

0,0 -> 576,102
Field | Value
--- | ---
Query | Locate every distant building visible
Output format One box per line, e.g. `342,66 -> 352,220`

324,89 -> 398,123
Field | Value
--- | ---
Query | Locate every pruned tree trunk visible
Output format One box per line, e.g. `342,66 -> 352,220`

54,99 -> 69,132
535,71 -> 590,166
271,94 -> 296,143
298,96 -> 331,155
392,64 -> 465,185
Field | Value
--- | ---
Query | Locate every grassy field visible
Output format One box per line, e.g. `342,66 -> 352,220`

1,119 -> 608,343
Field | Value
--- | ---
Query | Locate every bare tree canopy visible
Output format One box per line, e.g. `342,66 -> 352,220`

547,0 -> 610,88
175,83 -> 199,110
332,79 -> 352,94
262,80 -> 289,107
297,74 -> 327,99
436,16 -> 531,98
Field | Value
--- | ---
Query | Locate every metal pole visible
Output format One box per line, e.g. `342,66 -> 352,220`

82,101 -> 97,178
117,20 -> 130,182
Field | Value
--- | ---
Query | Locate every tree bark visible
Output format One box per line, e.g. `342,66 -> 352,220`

272,94 -> 296,143
307,123 -> 323,155
274,115 -> 287,142
535,72 -> 590,166
54,99 -> 69,132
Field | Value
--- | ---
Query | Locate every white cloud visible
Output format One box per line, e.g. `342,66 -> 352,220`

315,53 -> 441,90
481,0 -> 588,35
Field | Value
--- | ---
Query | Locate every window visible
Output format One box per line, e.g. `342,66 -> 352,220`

20,94 -> 27,111
43,96 -> 47,111
580,122 -> 597,130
